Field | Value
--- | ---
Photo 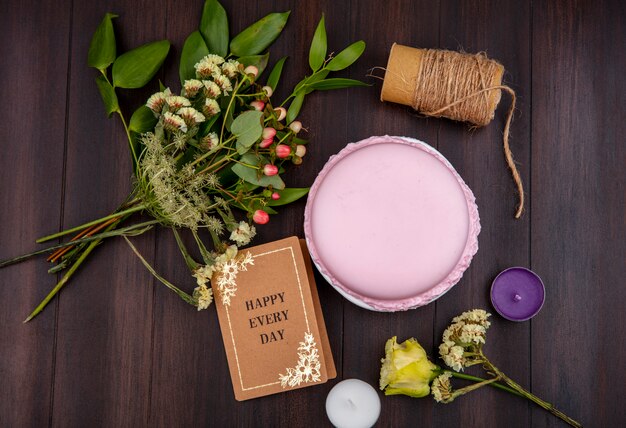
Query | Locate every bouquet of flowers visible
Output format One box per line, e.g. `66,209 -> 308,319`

0,0 -> 366,322
380,309 -> 582,427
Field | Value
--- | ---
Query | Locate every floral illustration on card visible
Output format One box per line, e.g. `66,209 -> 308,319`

279,332 -> 321,388
214,251 -> 254,306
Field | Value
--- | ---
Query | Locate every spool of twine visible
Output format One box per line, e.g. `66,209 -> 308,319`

380,43 -> 524,219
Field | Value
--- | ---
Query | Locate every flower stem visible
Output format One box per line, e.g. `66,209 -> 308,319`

0,220 -> 158,269
446,376 -> 502,403
483,357 -> 582,428
171,228 -> 200,271
123,236 -> 195,306
446,371 -> 522,397
23,219 -> 124,322
36,204 -> 145,243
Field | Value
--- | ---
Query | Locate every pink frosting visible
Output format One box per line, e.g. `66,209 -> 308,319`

304,136 -> 480,311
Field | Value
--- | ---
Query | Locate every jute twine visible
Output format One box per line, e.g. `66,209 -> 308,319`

377,47 -> 524,219
414,49 -> 523,218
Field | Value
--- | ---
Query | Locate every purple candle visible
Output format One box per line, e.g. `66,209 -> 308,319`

490,267 -> 545,321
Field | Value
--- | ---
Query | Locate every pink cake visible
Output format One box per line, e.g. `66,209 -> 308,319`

304,135 -> 480,311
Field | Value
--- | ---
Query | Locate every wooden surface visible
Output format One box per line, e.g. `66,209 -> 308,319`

0,0 -> 624,426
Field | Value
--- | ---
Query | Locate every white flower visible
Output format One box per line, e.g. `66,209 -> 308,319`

213,74 -> 232,93
202,132 -> 219,151
165,95 -> 191,111
206,216 -> 224,234
193,264 -> 216,285
215,245 -> 238,265
193,284 -> 213,310
459,323 -> 487,345
183,79 -> 204,97
441,345 -> 466,372
203,80 -> 221,98
452,309 -> 491,329
221,60 -> 241,78
177,107 -> 205,126
194,55 -> 225,78
229,221 -> 257,246
146,88 -> 172,114
203,98 -> 220,117
162,112 -> 188,133
431,372 -> 453,403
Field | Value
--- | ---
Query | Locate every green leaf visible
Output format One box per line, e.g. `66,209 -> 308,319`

308,15 -> 327,72
294,70 -> 329,95
266,56 -> 287,91
326,40 -> 365,71
230,11 -> 290,56
308,78 -> 369,91
267,188 -> 309,206
179,31 -> 209,85
231,110 -> 263,154
112,40 -> 170,88
232,154 -> 285,189
286,93 -> 304,124
94,75 -> 119,116
238,53 -> 270,76
129,105 -> 157,133
200,0 -> 229,57
88,13 -> 118,71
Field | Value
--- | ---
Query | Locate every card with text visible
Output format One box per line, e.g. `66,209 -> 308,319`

213,236 -> 335,400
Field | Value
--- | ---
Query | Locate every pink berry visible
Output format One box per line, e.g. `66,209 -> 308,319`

251,100 -> 265,111
295,145 -> 306,157
259,138 -> 274,148
271,192 -> 281,200
262,86 -> 273,97
262,127 -> 276,139
244,65 -> 258,77
275,144 -> 291,159
263,164 -> 278,176
274,107 -> 287,121
289,121 -> 302,133
253,210 -> 270,224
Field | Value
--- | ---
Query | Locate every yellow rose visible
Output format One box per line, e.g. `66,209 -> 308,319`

379,336 -> 439,398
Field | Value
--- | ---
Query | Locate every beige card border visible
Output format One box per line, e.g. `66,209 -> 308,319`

224,246 -> 311,391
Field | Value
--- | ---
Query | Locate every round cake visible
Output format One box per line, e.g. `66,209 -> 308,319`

304,135 -> 480,311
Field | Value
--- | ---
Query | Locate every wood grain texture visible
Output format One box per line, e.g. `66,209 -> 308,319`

0,0 -> 70,426
0,0 -> 623,427
531,1 -> 626,427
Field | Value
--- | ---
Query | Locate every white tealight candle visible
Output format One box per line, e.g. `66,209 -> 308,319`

325,379 -> 381,428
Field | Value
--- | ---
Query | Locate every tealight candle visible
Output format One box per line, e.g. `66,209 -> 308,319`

325,379 -> 381,428
491,267 -> 545,321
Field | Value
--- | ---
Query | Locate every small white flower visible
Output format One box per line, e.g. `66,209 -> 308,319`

229,221 -> 257,246
202,132 -> 219,151
459,323 -> 487,345
193,264 -> 216,285
221,60 -> 241,78
203,98 -> 220,117
215,245 -> 238,265
183,79 -> 204,97
162,112 -> 188,133
213,74 -> 232,93
203,80 -> 221,98
165,95 -> 191,111
193,284 -> 213,310
442,345 -> 466,372
177,107 -> 206,126
203,54 -> 225,66
431,372 -> 453,403
206,216 -> 224,234
146,88 -> 172,114
452,309 -> 491,329
195,58 -> 221,79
